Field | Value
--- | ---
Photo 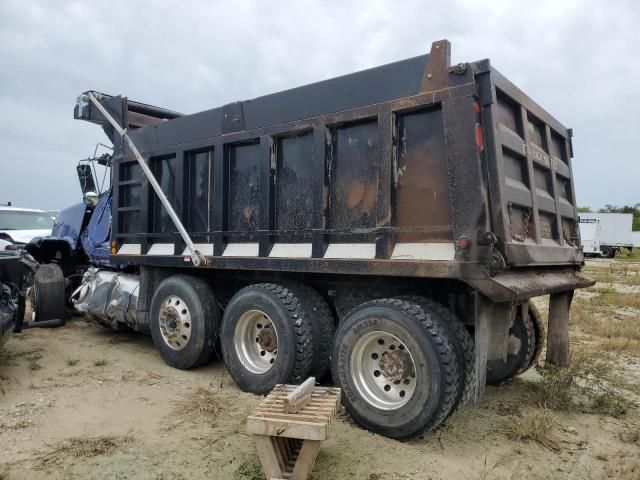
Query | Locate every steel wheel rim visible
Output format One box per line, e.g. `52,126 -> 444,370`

350,330 -> 418,410
234,309 -> 278,374
158,295 -> 192,350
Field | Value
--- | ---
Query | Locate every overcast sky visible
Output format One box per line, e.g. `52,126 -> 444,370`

1,0 -> 638,211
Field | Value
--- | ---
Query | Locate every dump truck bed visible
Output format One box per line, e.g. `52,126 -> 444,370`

75,40 -> 587,300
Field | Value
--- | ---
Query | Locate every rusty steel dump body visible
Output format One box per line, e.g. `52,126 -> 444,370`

74,40 -> 591,303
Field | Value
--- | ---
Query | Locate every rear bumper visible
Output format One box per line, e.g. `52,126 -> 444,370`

504,244 -> 584,267
467,268 -> 595,303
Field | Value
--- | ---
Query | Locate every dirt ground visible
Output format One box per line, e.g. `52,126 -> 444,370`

1,259 -> 640,480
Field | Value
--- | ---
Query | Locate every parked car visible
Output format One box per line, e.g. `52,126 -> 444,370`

0,238 -> 13,250
0,206 -> 55,246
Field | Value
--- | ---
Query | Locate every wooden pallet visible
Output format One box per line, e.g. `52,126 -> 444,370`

247,378 -> 341,480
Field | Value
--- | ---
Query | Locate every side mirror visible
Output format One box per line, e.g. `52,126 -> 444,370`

77,163 -> 97,195
83,191 -> 100,207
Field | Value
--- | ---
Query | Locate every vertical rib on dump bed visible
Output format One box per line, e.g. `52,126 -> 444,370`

75,40 -> 586,297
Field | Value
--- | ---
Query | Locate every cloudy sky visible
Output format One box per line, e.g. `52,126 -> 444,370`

0,0 -> 638,211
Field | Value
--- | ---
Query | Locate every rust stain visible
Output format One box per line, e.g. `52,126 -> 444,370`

345,180 -> 377,213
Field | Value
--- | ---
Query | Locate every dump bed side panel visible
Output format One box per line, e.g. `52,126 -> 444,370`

478,67 -> 582,267
112,99 -> 467,264
87,41 -> 583,291
105,41 -> 493,280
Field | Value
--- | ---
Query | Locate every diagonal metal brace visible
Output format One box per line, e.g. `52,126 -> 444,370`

86,91 -> 207,267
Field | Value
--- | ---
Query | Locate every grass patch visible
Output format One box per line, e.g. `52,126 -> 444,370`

173,386 -> 227,425
590,290 -> 640,310
502,408 -> 559,451
601,337 -> 640,356
569,281 -> 640,355
28,353 -> 43,371
234,461 -> 265,480
0,352 -> 17,367
0,348 -> 43,367
534,349 -> 634,418
92,359 -> 108,367
603,461 -> 640,479
65,358 -> 80,367
584,261 -> 640,285
569,300 -> 592,326
120,369 -> 163,384
620,429 -> 640,445
0,419 -> 32,433
575,309 -> 640,343
616,248 -> 640,262
48,434 -> 134,458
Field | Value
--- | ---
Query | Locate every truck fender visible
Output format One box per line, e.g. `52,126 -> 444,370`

25,237 -> 74,264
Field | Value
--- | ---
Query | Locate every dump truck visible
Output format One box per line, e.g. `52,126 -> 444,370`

26,40 -> 593,439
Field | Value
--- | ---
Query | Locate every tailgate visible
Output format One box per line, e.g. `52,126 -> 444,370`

479,68 -> 582,267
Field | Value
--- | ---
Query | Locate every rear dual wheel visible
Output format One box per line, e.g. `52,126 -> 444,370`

332,299 -> 459,439
397,296 -> 476,412
486,304 -> 543,385
220,283 -> 334,395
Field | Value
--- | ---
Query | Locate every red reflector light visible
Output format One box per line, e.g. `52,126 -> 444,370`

458,236 -> 471,249
473,102 -> 481,113
475,123 -> 484,151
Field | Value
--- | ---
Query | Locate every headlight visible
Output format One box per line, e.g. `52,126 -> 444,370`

83,191 -> 99,207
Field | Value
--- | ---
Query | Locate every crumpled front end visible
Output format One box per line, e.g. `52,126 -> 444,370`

0,281 -> 18,346
71,268 -> 140,330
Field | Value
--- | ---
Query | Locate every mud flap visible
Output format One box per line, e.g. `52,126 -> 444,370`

473,294 -> 512,404
546,290 -> 573,367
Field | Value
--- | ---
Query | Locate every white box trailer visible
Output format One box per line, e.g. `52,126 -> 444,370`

579,213 -> 633,258
632,231 -> 640,248
579,219 -> 601,256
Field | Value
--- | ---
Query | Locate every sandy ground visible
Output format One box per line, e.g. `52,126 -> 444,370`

1,260 -> 639,479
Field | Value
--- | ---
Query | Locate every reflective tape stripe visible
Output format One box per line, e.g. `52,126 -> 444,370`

181,243 -> 214,256
391,242 -> 455,261
324,243 -> 376,259
222,243 -> 259,257
117,241 -> 455,261
269,243 -> 312,258
117,243 -> 141,255
147,243 -> 175,255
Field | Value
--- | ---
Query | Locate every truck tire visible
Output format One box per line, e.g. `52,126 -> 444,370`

486,304 -> 541,385
600,246 -> 616,258
334,288 -> 381,322
399,296 -> 476,412
34,264 -> 67,322
150,275 -> 220,370
287,284 -> 335,380
220,283 -> 314,394
331,299 -> 459,439
525,304 -> 544,371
